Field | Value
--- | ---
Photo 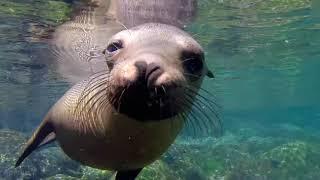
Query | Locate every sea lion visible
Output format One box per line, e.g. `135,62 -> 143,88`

50,0 -> 197,84
16,1 -> 218,179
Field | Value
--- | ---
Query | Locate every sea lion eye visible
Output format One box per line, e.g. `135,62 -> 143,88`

105,40 -> 123,53
181,51 -> 204,75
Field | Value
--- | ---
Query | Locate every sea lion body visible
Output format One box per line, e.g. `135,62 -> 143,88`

16,1 -> 214,179
51,78 -> 183,170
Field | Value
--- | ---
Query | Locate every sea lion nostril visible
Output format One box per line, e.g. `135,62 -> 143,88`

146,63 -> 160,79
134,61 -> 163,87
147,68 -> 163,87
146,63 -> 163,87
134,61 -> 148,79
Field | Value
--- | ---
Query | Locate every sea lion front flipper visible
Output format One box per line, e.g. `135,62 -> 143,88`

115,168 -> 143,180
15,116 -> 55,167
37,132 -> 56,148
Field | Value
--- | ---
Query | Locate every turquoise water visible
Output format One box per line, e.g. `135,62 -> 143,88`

1,0 -> 320,179
196,0 -> 320,136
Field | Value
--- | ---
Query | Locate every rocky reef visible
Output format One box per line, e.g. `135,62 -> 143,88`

2,128 -> 320,180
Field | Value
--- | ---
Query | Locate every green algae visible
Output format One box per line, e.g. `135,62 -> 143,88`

259,141 -> 320,180
0,0 -> 71,24
138,160 -> 176,180
221,140 -> 320,180
80,167 -> 112,180
262,141 -> 308,170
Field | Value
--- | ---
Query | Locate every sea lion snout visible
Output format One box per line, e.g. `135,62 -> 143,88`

110,58 -> 184,121
134,61 -> 164,88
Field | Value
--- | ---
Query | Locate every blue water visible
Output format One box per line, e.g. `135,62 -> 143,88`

1,0 -> 320,179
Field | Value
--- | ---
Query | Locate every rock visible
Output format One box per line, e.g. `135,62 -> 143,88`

45,174 -> 78,180
259,141 -> 320,180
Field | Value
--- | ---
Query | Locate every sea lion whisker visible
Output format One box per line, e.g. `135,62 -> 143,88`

86,112 -> 98,137
177,112 -> 188,127
198,86 -> 218,97
77,87 -> 110,136
75,82 -> 111,115
180,105 -> 189,126
183,72 -> 202,79
189,97 -> 219,136
176,113 -> 188,135
184,90 -> 223,135
83,79 -> 109,98
80,72 -> 110,97
185,107 -> 204,136
117,89 -> 126,112
170,98 -> 186,135
85,71 -> 110,87
88,96 -> 110,135
190,28 -> 206,39
169,99 -> 185,135
154,87 -> 158,97
196,96 -> 221,127
86,69 -> 110,80
161,85 -> 167,95
183,96 -> 211,136
75,81 -> 110,112
79,76 -> 110,99
184,89 -> 220,118
178,91 -> 219,137
196,87 -> 220,106
99,96 -> 113,116
115,20 -> 130,34
175,98 -> 199,136
108,92 -> 117,107
184,86 -> 220,108
84,88 -> 108,116
181,57 -> 196,63
186,113 -> 198,137
180,112 -> 197,137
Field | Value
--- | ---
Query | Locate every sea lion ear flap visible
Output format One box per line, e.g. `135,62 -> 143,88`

206,70 -> 214,79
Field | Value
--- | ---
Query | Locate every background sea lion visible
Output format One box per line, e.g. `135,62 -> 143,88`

51,0 -> 197,84
16,1 -> 218,179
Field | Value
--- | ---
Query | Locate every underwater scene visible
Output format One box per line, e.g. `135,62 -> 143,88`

1,0 -> 320,179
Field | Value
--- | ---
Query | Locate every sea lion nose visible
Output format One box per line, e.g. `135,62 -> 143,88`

134,61 -> 164,87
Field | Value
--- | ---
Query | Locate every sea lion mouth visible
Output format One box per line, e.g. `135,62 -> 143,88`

112,82 -> 183,121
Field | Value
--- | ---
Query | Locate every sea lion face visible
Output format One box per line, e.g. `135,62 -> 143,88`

103,23 -> 208,121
